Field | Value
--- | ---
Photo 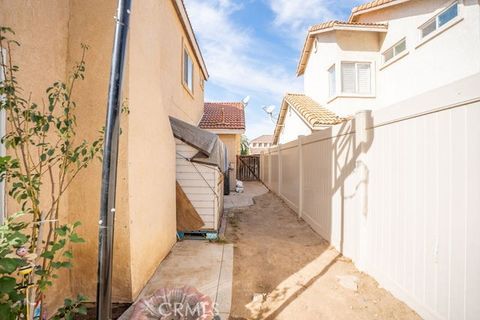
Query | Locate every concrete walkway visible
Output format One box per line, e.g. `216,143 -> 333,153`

119,241 -> 233,319
224,181 -> 268,209
118,181 -> 265,319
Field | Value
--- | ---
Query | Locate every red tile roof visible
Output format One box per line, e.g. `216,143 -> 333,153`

199,102 -> 245,130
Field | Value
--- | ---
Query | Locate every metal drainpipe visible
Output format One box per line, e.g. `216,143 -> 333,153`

96,0 -> 131,318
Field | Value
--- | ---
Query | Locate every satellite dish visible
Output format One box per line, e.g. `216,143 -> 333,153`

242,95 -> 251,106
262,105 -> 275,115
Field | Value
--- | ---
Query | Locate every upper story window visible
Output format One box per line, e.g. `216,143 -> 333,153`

341,62 -> 371,95
328,64 -> 336,97
183,48 -> 194,94
420,2 -> 458,38
383,38 -> 406,63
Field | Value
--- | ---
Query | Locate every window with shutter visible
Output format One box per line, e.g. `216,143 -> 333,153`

357,63 -> 371,94
341,62 -> 371,95
182,48 -> 194,94
328,64 -> 336,97
341,62 -> 356,94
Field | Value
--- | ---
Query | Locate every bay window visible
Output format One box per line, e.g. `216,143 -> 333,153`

341,62 -> 371,95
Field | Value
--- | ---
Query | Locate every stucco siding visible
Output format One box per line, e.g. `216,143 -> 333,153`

279,106 -> 312,144
304,30 -> 380,117
218,134 -> 240,190
0,0 -> 208,310
303,0 -> 480,117
357,0 -> 480,106
0,0 -> 74,309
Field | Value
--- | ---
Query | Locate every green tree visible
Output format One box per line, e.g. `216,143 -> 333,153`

240,135 -> 249,155
0,27 -> 104,319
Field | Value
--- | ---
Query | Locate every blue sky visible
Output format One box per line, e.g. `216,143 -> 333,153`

184,0 -> 363,139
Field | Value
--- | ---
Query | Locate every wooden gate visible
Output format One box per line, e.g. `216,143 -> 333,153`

236,155 -> 260,181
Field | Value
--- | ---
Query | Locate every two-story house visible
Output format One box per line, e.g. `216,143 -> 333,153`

1,0 -> 208,311
249,135 -> 274,155
274,0 -> 480,144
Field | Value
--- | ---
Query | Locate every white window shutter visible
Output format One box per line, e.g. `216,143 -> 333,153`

357,63 -> 371,94
183,50 -> 188,84
188,58 -> 193,91
341,63 -> 356,94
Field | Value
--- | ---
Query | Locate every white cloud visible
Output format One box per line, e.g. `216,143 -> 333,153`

267,0 -> 364,44
185,0 -> 302,138
269,0 -> 335,34
185,0 -> 302,101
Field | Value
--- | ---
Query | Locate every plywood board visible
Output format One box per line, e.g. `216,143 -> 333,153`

176,181 -> 204,231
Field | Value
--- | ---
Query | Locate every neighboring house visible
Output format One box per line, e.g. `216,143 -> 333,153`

0,0 -> 208,310
298,0 -> 480,117
249,135 -> 274,154
199,102 -> 246,190
276,0 -> 480,143
273,94 -> 345,144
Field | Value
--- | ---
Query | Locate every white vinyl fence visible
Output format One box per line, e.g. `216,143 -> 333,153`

260,74 -> 480,320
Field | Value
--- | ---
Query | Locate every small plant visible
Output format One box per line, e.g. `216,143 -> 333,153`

0,26 -> 104,319
50,295 -> 87,320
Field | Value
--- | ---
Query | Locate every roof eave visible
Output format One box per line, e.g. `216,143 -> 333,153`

349,0 -> 412,22
204,128 -> 245,134
172,0 -> 209,79
273,98 -> 289,145
296,24 -> 388,76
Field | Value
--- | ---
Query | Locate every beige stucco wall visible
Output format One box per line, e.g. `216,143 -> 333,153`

64,0 -> 134,303
218,134 -> 241,190
0,0 -> 207,310
155,0 -> 206,124
0,0 -> 74,309
304,30 -> 380,118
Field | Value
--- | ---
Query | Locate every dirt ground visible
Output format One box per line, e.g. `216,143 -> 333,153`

225,191 -> 420,320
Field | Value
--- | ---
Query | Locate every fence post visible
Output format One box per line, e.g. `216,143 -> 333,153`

268,149 -> 272,188
277,144 -> 282,196
355,110 -> 371,271
298,136 -> 304,218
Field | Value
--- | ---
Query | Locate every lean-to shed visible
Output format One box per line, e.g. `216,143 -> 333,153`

170,117 -> 227,232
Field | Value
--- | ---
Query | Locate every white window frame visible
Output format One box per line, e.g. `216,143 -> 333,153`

418,1 -> 461,44
382,38 -> 407,64
182,46 -> 194,95
341,61 -> 372,95
328,64 -> 336,98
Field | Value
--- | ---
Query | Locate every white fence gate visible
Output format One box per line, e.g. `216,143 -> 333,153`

260,74 -> 480,320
